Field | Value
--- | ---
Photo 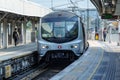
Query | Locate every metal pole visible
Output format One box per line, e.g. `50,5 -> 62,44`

118,20 -> 120,46
108,25 -> 111,43
51,0 -> 53,10
118,33 -> 120,46
87,0 -> 89,39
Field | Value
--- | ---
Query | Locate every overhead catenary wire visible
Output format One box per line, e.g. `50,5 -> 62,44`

52,0 -> 84,8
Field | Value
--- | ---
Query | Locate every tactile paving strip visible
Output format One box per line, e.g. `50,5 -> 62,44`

91,52 -> 120,80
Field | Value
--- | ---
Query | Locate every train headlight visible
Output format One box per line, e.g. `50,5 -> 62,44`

74,45 -> 78,48
41,45 -> 49,49
71,45 -> 78,48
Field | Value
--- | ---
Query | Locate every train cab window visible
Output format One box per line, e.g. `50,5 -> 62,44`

54,28 -> 65,38
54,22 -> 65,38
41,23 -> 53,38
66,21 -> 78,38
41,14 -> 79,43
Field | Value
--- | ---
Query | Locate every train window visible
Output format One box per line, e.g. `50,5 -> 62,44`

41,17 -> 78,43
66,21 -> 78,38
41,23 -> 53,38
66,22 -> 76,31
54,22 -> 65,27
54,22 -> 65,38
54,27 -> 65,38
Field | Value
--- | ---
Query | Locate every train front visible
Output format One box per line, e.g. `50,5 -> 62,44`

37,11 -> 84,61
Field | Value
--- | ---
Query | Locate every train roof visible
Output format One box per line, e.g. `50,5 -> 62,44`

42,11 -> 79,22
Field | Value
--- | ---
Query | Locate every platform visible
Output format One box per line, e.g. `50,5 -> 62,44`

0,43 -> 37,62
0,43 -> 38,79
51,40 -> 120,80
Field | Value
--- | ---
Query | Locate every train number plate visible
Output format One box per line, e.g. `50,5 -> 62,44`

5,65 -> 11,78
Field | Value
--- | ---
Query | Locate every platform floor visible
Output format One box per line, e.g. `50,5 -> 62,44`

0,43 -> 37,61
51,40 -> 120,80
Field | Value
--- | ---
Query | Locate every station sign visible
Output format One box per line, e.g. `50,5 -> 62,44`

101,14 -> 118,19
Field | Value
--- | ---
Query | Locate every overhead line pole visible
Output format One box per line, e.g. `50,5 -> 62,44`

87,0 -> 89,40
51,0 -> 53,10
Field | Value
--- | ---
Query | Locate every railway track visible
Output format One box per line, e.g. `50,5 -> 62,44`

9,59 -> 72,80
9,61 -> 49,80
33,60 -> 72,80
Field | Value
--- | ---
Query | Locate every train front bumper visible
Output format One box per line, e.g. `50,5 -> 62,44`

37,40 -> 83,57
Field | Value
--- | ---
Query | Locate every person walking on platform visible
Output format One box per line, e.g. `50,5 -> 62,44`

103,27 -> 107,41
13,28 -> 19,46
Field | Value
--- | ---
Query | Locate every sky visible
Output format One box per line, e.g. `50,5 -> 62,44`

30,0 -> 96,9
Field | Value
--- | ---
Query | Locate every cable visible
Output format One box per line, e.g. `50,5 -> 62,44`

52,0 -> 83,8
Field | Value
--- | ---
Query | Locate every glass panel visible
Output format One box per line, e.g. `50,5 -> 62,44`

41,22 -> 53,38
41,16 -> 79,43
54,27 -> 65,38
66,21 -> 78,38
54,22 -> 65,38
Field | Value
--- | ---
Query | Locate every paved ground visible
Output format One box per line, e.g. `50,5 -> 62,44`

51,40 -> 120,80
0,43 -> 37,61
92,41 -> 120,80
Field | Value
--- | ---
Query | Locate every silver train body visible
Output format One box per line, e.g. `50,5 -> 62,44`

37,11 -> 87,61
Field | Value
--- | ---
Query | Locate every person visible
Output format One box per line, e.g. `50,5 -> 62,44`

13,28 -> 19,46
103,28 -> 107,41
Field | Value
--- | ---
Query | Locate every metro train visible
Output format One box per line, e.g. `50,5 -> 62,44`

37,11 -> 88,61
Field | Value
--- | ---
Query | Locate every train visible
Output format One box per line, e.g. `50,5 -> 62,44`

37,11 -> 88,61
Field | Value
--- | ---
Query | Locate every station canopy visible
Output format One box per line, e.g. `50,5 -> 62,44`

90,0 -> 120,20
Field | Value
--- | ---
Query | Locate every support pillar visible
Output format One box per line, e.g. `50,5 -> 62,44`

117,21 -> 120,46
37,18 -> 41,40
0,23 -> 1,48
3,19 -> 8,48
31,20 -> 36,42
103,20 -> 107,41
11,20 -> 16,45
22,21 -> 26,44
32,20 -> 35,31
20,23 -> 23,44
109,26 -> 111,43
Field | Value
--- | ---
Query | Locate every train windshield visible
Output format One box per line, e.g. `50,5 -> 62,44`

41,17 -> 78,43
